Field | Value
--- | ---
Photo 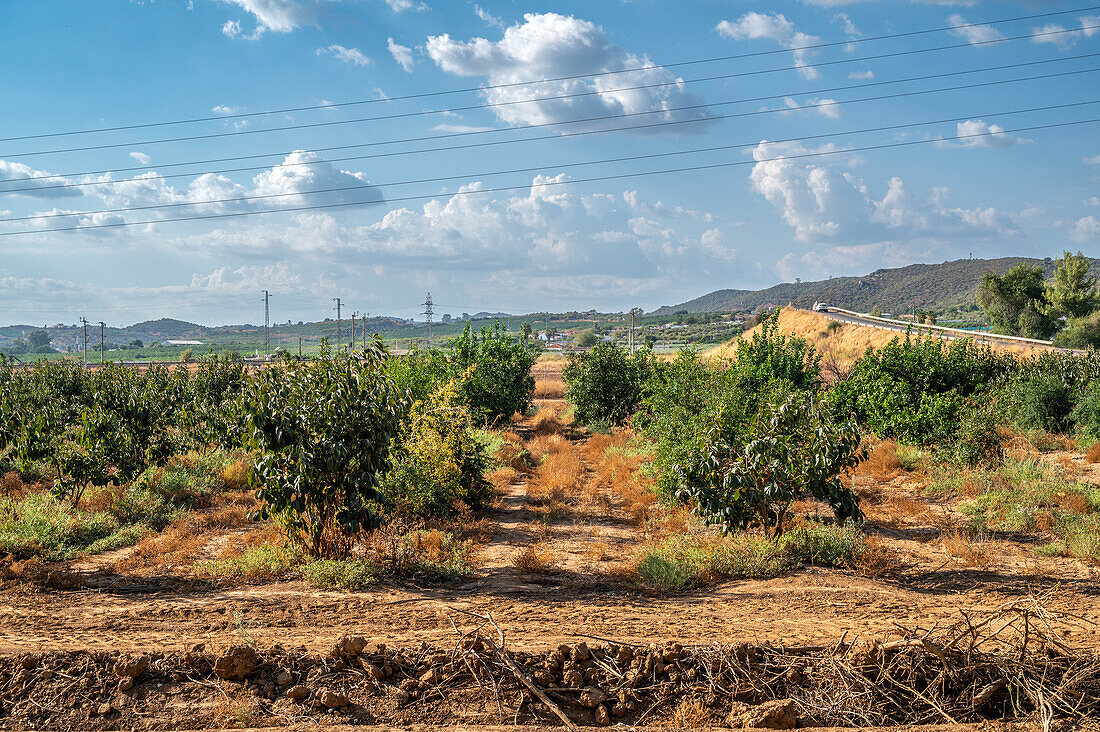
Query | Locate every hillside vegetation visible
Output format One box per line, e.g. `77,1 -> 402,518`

654,256 -> 1100,316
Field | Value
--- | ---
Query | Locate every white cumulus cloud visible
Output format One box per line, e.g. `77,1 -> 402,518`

717,12 -> 821,79
425,13 -> 713,135
942,119 -> 1032,148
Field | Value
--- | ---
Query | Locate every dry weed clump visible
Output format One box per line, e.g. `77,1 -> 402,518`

939,531 -> 991,568
512,541 -> 558,574
1,471 -> 25,497
487,466 -> 519,493
525,433 -> 568,463
857,440 -> 904,482
586,433 -> 657,527
1086,443 -> 1100,464
533,378 -> 565,399
667,697 -> 713,728
219,458 -> 251,491
529,407 -> 564,435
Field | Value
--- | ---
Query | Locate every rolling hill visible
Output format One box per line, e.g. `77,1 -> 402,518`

651,256 -> 1100,316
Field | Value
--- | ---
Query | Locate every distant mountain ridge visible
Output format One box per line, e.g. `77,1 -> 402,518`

652,257 -> 1100,316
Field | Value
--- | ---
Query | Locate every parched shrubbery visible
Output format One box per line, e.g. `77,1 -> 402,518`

562,343 -> 653,428
381,383 -> 491,519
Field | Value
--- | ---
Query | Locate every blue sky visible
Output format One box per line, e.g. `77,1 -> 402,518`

1,0 -> 1098,325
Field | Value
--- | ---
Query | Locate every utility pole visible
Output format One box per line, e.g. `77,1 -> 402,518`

98,322 -> 105,365
80,317 -> 88,366
262,290 -> 270,354
422,293 -> 434,348
298,337 -> 302,358
351,311 -> 358,350
362,314 -> 367,348
629,307 -> 644,353
333,298 -> 342,348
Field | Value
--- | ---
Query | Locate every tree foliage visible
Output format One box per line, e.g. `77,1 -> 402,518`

243,343 -> 408,557
978,264 -> 1058,339
1046,250 -> 1098,319
679,395 -> 865,539
563,343 -> 653,427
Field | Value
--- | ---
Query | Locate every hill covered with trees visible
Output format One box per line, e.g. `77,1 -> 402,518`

654,257 -> 1100,316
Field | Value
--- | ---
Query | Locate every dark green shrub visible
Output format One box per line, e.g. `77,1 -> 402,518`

679,395 -> 865,539
829,335 -> 1006,447
243,343 -> 408,557
448,323 -> 537,424
946,404 -> 1003,466
563,343 -> 653,427
1000,373 -> 1074,434
1070,382 -> 1100,438
1054,313 -> 1100,349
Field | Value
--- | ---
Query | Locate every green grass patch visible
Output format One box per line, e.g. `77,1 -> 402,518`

195,542 -> 302,582
961,458 -> 1100,562
302,559 -> 378,590
0,492 -> 120,560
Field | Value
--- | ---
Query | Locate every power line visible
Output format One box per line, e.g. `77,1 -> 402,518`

3,4 -> 1097,145
8,55 -> 1100,196
2,116 -> 1095,238
6,97 -> 1097,224
5,22 -> 1098,161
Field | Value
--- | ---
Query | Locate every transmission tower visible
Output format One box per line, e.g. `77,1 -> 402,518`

262,290 -> 270,354
333,297 -> 342,348
422,293 -> 434,348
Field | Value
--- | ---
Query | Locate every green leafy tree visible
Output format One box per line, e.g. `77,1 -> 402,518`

575,329 -> 599,348
1046,250 -> 1098,319
447,323 -> 537,423
243,343 -> 408,557
680,395 -> 865,539
26,330 -> 51,350
1054,313 -> 1100,349
563,343 -> 653,427
978,264 -> 1058,339
521,322 -> 533,345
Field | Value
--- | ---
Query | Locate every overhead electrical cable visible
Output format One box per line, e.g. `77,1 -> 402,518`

5,61 -> 1099,196
3,22 -> 1098,160
3,116 -> 1096,237
5,99 -> 1097,224
2,4 -> 1098,143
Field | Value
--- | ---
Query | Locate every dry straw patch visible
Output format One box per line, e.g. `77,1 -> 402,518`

512,541 -> 558,574
587,433 -> 657,528
533,379 -> 565,399
529,407 -> 564,435
1086,443 -> 1100,464
526,439 -> 585,508
939,531 -> 991,568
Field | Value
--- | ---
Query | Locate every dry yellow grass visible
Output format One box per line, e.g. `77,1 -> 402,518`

857,440 -> 904,482
533,379 -> 565,399
586,433 -> 657,527
706,308 -> 1056,366
512,541 -> 558,574
939,531 -> 991,567
527,439 -> 585,506
529,407 -> 564,435
1087,443 -> 1100,464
